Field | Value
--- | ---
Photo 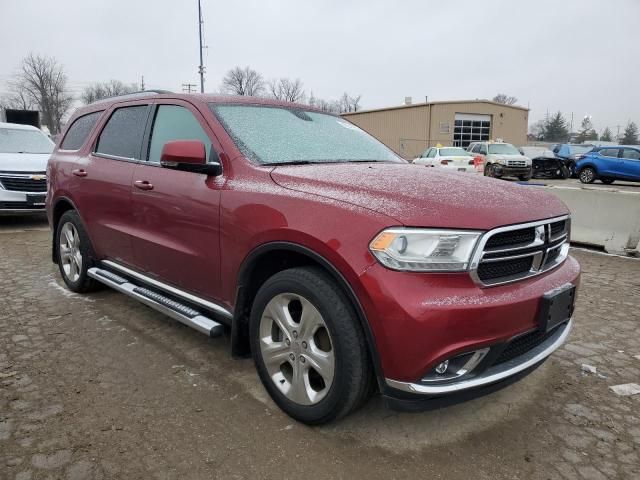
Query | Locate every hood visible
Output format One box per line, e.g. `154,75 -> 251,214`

270,163 -> 568,230
0,152 -> 50,172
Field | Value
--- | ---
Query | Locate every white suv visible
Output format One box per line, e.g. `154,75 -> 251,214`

0,122 -> 53,215
467,141 -> 532,181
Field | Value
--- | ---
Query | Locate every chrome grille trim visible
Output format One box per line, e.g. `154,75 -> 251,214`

470,215 -> 570,287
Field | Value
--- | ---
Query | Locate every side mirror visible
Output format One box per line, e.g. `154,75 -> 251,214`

160,140 -> 222,176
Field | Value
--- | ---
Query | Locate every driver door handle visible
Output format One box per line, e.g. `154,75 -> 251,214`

134,180 -> 154,191
72,169 -> 87,177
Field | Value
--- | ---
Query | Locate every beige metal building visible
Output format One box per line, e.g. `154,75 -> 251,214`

341,99 -> 529,159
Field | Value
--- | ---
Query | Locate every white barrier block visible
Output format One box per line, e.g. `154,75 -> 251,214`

543,186 -> 640,255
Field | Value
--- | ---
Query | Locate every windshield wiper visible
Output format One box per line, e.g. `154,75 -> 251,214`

271,160 -> 319,166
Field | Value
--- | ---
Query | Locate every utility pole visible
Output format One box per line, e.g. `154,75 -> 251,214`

141,75 -> 145,91
198,0 -> 205,93
182,83 -> 197,94
615,124 -> 622,141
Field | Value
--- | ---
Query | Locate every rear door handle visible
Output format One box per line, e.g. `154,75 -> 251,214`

134,180 -> 154,191
72,169 -> 87,177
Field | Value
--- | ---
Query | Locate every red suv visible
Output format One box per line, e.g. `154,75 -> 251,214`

47,92 -> 580,424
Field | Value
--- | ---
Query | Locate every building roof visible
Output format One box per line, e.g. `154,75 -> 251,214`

341,99 -> 529,116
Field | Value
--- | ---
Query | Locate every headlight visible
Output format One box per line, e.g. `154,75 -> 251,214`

369,228 -> 482,271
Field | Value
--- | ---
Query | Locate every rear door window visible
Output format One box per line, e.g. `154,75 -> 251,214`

622,148 -> 640,160
148,105 -> 212,163
96,106 -> 149,159
600,148 -> 620,158
60,111 -> 102,150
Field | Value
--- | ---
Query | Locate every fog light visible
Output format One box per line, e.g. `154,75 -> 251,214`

435,360 -> 449,374
422,348 -> 490,383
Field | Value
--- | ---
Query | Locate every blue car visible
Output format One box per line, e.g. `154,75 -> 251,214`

576,146 -> 640,184
552,144 -> 595,177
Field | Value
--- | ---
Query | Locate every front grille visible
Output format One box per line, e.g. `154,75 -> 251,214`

0,201 -> 45,210
550,220 -> 566,238
477,257 -> 533,281
493,326 -> 560,366
485,228 -> 535,249
472,216 -> 570,286
507,160 -> 526,167
0,176 -> 47,192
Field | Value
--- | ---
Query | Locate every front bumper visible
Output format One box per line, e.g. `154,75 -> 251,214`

357,254 -> 580,405
0,189 -> 47,215
492,165 -> 531,176
385,318 -> 571,396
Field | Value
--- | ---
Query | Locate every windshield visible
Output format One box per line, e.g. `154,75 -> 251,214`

210,104 -> 402,165
439,147 -> 472,157
570,145 -> 594,155
488,143 -> 521,155
0,128 -> 54,154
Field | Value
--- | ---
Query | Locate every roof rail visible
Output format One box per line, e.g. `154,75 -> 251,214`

90,90 -> 172,105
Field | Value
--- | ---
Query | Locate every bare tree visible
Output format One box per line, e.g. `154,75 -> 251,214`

12,53 -> 74,134
338,92 -> 362,113
1,79 -> 36,110
81,79 -> 138,104
492,93 -> 518,105
269,78 -> 305,103
221,66 -> 265,96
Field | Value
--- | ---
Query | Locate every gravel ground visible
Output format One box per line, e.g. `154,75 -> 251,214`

1,217 -> 639,480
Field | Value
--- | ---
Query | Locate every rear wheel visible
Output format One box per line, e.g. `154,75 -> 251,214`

250,267 -> 373,424
579,167 -> 596,184
56,210 -> 99,293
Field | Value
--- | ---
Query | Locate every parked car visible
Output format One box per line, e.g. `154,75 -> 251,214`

551,144 -> 595,177
47,92 -> 580,424
413,146 -> 480,173
0,122 -> 54,215
576,146 -> 640,184
467,141 -> 532,180
520,146 -> 570,179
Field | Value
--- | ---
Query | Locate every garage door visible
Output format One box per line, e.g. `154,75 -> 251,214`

453,113 -> 491,148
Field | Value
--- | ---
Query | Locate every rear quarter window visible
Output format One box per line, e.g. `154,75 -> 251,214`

60,111 -> 103,150
96,106 -> 149,159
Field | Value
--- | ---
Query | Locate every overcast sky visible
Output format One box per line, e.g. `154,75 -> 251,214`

1,0 -> 638,133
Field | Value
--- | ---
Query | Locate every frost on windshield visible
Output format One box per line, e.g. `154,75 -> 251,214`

211,104 -> 400,164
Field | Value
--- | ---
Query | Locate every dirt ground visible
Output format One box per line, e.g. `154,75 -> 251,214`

1,216 -> 639,480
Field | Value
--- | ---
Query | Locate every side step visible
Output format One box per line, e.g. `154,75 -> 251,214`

88,267 -> 224,338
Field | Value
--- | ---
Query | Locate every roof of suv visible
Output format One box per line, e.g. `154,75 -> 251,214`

74,92 -> 327,117
0,122 -> 41,131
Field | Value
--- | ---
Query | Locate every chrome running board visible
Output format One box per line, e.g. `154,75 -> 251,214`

88,267 -> 224,338
101,260 -> 233,320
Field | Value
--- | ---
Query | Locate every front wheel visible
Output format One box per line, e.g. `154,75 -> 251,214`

579,167 -> 596,184
250,267 -> 373,424
567,161 -> 577,178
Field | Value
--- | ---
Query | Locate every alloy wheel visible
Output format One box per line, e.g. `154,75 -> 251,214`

580,168 -> 595,183
59,222 -> 82,282
259,293 -> 335,406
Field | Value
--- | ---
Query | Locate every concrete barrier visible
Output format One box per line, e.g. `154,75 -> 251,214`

543,185 -> 640,255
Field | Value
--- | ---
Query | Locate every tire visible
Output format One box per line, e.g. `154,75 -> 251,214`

249,267 -> 373,424
601,178 -> 615,185
485,164 -> 500,178
557,166 -> 570,179
518,174 -> 532,181
579,167 -> 596,184
567,161 -> 577,178
55,210 -> 99,293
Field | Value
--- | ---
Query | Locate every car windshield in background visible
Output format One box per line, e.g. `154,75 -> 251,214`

0,128 -> 54,154
570,145 -> 594,155
210,104 -> 402,165
488,143 -> 521,155
439,148 -> 472,156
